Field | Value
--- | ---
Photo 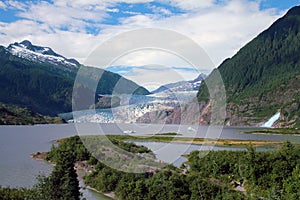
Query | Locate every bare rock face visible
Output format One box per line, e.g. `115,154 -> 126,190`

136,75 -> 299,127
136,109 -> 174,124
224,77 -> 300,127
136,99 -> 209,125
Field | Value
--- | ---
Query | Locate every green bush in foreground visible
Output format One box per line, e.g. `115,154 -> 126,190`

2,136 -> 300,200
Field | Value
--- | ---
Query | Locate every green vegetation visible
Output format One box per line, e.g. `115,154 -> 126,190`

104,134 -> 285,148
197,6 -> 300,127
0,46 -> 75,116
44,149 -> 81,199
0,187 -> 33,200
68,136 -> 300,199
85,163 -> 245,200
36,136 -> 300,199
85,141 -> 300,200
46,135 -> 160,174
46,135 -> 152,163
189,142 -> 300,199
46,136 -> 91,163
3,135 -> 300,199
0,103 -> 65,125
0,46 -> 149,116
0,139 -> 81,200
242,128 -> 300,135
155,132 -> 182,136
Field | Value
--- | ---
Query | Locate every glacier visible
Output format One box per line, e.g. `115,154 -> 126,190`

63,91 -> 198,124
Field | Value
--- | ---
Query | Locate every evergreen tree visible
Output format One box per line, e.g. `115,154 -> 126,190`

48,149 -> 81,200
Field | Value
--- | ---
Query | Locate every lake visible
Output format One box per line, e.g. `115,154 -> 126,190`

0,123 -> 298,199
0,124 -> 109,199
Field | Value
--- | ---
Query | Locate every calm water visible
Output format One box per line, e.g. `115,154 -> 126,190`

0,124 -> 299,199
0,124 -> 109,199
133,141 -> 271,167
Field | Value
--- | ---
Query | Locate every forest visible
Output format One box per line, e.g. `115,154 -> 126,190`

197,6 -> 300,126
0,46 -> 149,116
1,135 -> 300,199
0,103 -> 65,125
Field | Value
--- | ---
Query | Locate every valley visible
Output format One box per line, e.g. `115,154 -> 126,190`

0,2 -> 300,200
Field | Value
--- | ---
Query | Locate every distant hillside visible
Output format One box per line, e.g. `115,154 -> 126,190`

197,6 -> 300,128
152,73 -> 206,93
0,103 -> 64,125
0,41 -> 150,116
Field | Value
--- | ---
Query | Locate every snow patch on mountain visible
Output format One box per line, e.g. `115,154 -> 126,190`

151,73 -> 207,93
7,40 -> 79,68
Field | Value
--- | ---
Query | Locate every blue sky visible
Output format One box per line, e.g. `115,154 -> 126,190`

260,0 -> 300,10
1,1 -> 299,30
0,0 -> 299,90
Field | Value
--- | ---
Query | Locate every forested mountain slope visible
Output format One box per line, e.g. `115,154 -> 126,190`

0,41 -> 149,116
197,6 -> 300,127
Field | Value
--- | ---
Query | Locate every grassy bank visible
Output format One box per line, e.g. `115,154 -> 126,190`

241,128 -> 300,135
106,135 -> 290,148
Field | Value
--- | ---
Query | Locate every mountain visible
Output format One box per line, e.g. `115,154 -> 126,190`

0,103 -> 65,125
0,41 -> 150,116
197,6 -> 300,128
152,73 -> 206,93
7,40 -> 80,68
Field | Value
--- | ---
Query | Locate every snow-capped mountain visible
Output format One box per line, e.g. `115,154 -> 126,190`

189,73 -> 207,90
7,40 -> 80,68
0,40 -> 150,116
151,73 -> 207,93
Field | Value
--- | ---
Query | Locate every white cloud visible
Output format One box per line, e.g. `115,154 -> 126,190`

0,1 -> 7,10
0,0 -> 288,87
149,4 -> 172,15
18,1 -> 107,32
7,0 -> 26,10
96,0 -> 282,67
123,64 -> 199,91
53,0 -> 153,8
0,20 -> 99,62
164,0 -> 215,10
111,49 -> 208,74
117,51 -> 173,66
0,20 -> 51,39
123,11 -> 142,15
106,8 -> 120,13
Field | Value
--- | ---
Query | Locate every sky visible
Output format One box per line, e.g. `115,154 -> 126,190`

0,0 -> 299,91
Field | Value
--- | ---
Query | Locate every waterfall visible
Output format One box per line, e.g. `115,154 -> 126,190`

261,112 -> 280,128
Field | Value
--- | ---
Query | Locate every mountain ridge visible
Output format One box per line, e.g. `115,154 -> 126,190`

152,73 -> 207,93
197,6 -> 300,128
0,40 -> 150,116
7,40 -> 80,68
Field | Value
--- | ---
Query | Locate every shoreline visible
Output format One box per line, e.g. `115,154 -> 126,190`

240,132 -> 300,137
84,185 -> 116,200
30,134 -> 300,200
239,128 -> 300,136
164,139 -> 285,147
31,153 -> 116,200
119,136 -> 288,147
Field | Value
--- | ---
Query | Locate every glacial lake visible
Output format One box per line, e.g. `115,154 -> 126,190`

0,123 -> 299,199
